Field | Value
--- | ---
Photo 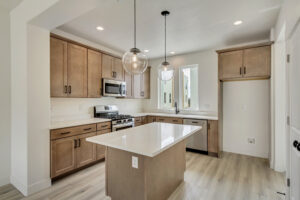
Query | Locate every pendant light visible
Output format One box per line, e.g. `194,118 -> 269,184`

122,0 -> 148,75
158,10 -> 174,81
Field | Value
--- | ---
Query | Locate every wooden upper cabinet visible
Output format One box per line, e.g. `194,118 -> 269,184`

218,44 -> 271,81
243,46 -> 271,78
219,50 -> 243,80
51,136 -> 76,178
88,49 -> 102,98
133,74 -> 142,98
142,68 -> 150,99
125,71 -> 133,98
102,54 -> 113,79
76,132 -> 96,168
50,37 -> 68,97
67,43 -> 88,97
113,58 -> 124,81
102,54 -> 124,80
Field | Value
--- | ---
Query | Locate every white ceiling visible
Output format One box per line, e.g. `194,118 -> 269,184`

58,0 -> 282,58
0,0 -> 22,10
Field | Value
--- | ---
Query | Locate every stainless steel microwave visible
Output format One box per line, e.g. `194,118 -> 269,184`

103,79 -> 126,97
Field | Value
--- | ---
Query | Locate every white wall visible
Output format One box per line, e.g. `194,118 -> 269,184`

10,0 -> 107,195
223,80 -> 270,158
146,50 -> 218,116
0,6 -> 11,187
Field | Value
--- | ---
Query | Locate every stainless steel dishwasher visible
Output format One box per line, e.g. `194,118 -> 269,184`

184,119 -> 208,152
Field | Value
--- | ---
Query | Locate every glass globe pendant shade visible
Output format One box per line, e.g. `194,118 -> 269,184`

122,48 -> 148,75
158,61 -> 174,81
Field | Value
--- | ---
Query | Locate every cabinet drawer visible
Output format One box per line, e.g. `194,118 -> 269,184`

135,117 -> 142,123
168,117 -> 183,124
51,124 -> 96,140
156,117 -> 166,122
97,121 -> 112,131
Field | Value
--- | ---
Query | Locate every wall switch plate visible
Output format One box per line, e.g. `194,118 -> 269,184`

248,138 -> 255,144
132,156 -> 138,168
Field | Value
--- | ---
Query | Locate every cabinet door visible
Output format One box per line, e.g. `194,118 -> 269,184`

133,74 -> 142,98
51,136 -> 76,178
113,58 -> 124,81
219,50 -> 243,80
156,117 -> 167,123
50,37 -> 68,97
243,46 -> 271,78
67,43 -> 88,97
102,54 -> 113,79
88,49 -> 102,98
142,68 -> 150,99
76,132 -> 96,168
125,71 -> 133,98
96,129 -> 111,160
207,120 -> 218,155
147,116 -> 156,123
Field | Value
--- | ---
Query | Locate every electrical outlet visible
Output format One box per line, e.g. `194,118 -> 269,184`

248,138 -> 255,144
132,156 -> 138,168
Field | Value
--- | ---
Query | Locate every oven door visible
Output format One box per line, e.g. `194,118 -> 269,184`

103,79 -> 126,97
112,123 -> 134,132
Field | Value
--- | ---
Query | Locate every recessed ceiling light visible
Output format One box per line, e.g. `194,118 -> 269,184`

144,49 -> 149,53
96,26 -> 104,31
170,51 -> 175,54
233,20 -> 243,25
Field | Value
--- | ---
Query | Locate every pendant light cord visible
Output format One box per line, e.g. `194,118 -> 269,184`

164,14 -> 167,62
134,0 -> 136,48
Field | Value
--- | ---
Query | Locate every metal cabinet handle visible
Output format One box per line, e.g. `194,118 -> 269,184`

244,67 -> 246,74
78,139 -> 81,148
240,67 -> 242,75
61,131 -> 70,135
192,121 -> 198,124
83,128 -> 92,131
101,125 -> 108,128
68,85 -> 72,94
74,139 -> 77,148
64,85 -> 68,94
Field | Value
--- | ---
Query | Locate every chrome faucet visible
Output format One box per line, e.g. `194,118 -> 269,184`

174,102 -> 180,114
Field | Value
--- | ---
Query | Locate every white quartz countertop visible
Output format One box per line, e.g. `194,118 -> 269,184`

50,118 -> 111,130
130,112 -> 218,120
86,122 -> 201,157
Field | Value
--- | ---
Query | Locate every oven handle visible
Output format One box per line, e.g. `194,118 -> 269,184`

113,123 -> 134,128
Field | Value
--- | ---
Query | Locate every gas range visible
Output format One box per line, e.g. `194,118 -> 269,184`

94,105 -> 135,131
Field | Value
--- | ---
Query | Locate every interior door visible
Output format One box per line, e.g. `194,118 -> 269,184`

288,20 -> 300,200
67,43 -> 88,97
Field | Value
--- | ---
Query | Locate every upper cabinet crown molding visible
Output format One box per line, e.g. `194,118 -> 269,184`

216,42 -> 273,53
218,43 -> 271,81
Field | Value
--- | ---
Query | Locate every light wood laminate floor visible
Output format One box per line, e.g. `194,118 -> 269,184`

0,152 -> 286,200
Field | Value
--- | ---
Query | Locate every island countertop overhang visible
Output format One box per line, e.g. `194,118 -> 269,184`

86,122 -> 201,157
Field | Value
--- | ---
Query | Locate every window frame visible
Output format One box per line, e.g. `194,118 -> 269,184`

179,64 -> 199,111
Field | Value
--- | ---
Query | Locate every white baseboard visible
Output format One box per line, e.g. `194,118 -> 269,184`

10,175 -> 28,196
0,176 -> 10,187
10,175 -> 51,196
27,178 -> 51,195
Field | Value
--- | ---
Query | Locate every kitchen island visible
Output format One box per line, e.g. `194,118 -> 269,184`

86,122 -> 201,200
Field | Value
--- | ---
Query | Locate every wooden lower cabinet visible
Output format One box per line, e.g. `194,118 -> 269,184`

76,132 -> 97,168
156,116 -> 183,124
207,120 -> 219,156
51,136 -> 76,178
147,116 -> 156,123
96,129 -> 111,160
